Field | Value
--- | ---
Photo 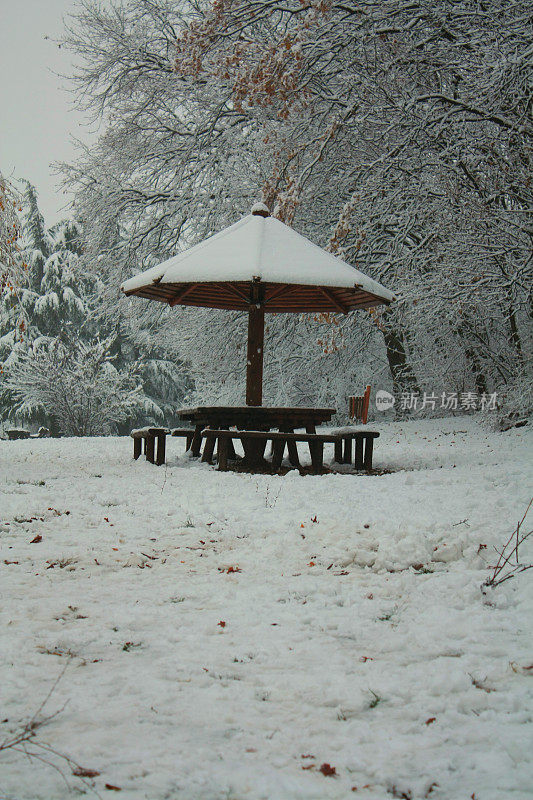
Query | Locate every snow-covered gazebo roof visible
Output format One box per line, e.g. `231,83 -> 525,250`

121,204 -> 394,312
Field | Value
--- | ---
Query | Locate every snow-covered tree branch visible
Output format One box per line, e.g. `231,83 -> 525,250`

58,0 -> 531,419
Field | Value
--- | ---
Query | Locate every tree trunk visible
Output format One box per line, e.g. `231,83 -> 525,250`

508,303 -> 524,367
380,311 -> 420,402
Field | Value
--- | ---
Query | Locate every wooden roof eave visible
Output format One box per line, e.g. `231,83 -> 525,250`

122,280 -> 391,312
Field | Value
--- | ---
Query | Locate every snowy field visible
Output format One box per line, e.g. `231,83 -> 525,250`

1,417 -> 532,800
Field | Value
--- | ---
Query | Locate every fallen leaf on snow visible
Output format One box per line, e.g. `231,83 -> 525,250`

72,767 -> 100,778
510,661 -> 533,675
319,763 -> 336,777
30,535 -> 42,544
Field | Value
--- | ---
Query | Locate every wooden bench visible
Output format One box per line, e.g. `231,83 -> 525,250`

171,428 -> 195,451
131,427 -> 195,465
331,429 -> 379,469
6,427 -> 51,440
202,429 -> 379,473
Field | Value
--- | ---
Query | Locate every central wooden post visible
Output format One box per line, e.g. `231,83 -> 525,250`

246,279 -> 265,406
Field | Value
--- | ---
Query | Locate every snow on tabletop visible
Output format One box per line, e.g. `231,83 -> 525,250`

1,417 -> 532,800
121,213 -> 395,302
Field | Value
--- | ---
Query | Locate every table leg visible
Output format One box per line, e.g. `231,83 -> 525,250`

227,437 -> 237,460
306,424 -> 317,467
355,436 -> 364,469
190,424 -> 203,457
271,438 -> 286,470
363,436 -> 374,470
281,426 -> 300,468
241,435 -> 268,469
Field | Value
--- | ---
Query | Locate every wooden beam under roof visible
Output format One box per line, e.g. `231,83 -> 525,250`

169,283 -> 199,307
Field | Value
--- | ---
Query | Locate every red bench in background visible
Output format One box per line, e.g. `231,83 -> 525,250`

349,385 -> 371,424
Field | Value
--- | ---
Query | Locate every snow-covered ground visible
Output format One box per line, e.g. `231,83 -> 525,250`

1,417 -> 532,800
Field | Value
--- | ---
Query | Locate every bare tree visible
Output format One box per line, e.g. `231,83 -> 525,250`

60,1 -> 532,412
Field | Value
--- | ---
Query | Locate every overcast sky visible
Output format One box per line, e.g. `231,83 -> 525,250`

0,0 -> 104,225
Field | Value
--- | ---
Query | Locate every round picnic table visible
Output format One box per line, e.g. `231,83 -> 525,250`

177,406 -> 336,469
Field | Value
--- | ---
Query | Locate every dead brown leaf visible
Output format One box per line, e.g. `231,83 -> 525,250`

72,767 -> 100,778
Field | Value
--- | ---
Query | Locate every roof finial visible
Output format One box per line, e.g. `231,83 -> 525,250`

251,202 -> 270,218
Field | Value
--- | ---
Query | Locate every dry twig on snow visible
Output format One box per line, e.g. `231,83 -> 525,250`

0,665 -> 102,798
483,499 -> 533,589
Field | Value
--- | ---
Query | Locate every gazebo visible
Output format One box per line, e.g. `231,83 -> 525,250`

121,203 -> 394,406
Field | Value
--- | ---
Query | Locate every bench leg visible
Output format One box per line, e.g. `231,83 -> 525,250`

363,436 -> 374,470
217,437 -> 229,471
310,441 -> 324,474
190,424 -> 203,457
155,433 -> 166,466
271,438 -> 286,470
145,434 -> 155,464
133,438 -> 142,460
343,437 -> 352,464
202,433 -> 217,464
354,436 -> 364,469
334,439 -> 342,463
186,433 -> 193,450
